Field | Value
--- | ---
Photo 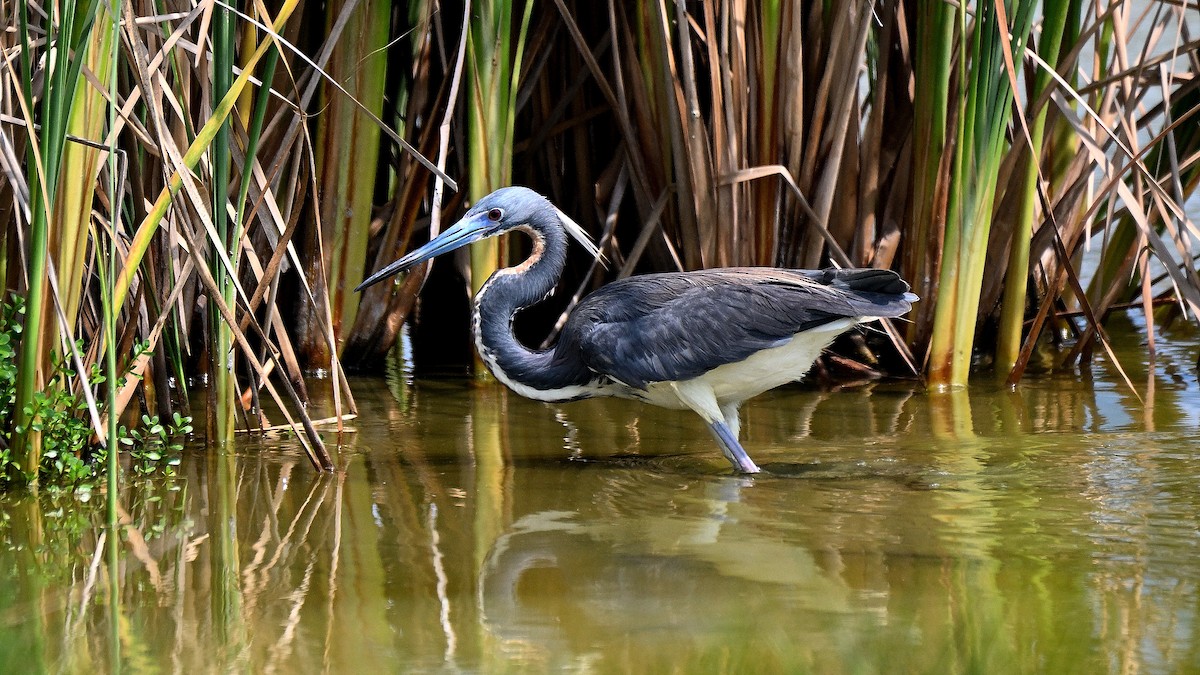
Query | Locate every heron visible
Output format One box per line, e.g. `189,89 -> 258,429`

356,186 -> 917,474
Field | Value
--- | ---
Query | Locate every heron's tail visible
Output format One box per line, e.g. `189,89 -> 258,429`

812,268 -> 912,295
805,268 -> 919,316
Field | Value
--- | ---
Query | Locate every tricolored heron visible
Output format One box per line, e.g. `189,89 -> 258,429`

356,186 -> 917,473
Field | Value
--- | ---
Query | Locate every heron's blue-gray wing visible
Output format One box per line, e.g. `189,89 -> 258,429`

563,268 -> 913,388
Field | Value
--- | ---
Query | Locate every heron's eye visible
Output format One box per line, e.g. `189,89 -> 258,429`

487,208 -> 503,222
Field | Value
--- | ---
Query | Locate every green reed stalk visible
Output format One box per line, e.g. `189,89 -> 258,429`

928,0 -> 1035,388
13,0 -> 105,480
56,21 -> 115,344
228,35 -> 277,372
466,0 -> 535,316
994,1 -> 1073,376
210,0 -> 236,444
102,6 -> 121,667
102,0 -> 121,525
60,3 -> 118,478
229,37 -> 277,390
232,46 -> 278,263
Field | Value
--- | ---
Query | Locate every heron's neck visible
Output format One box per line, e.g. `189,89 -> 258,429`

472,222 -> 593,400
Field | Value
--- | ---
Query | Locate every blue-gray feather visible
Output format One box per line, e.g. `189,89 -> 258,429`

559,268 -> 913,389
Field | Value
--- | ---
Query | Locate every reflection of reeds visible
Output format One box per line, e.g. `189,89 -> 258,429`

3,368 -> 1200,669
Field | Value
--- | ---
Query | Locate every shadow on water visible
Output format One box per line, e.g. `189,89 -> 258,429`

1,322 -> 1200,672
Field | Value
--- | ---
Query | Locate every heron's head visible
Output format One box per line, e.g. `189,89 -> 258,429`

355,186 -> 599,292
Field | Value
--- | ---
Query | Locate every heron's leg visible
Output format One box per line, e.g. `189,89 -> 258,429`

707,420 -> 761,474
670,382 -> 761,474
720,402 -> 741,440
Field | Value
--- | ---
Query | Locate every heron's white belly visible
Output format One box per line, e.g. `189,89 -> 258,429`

634,318 -> 858,409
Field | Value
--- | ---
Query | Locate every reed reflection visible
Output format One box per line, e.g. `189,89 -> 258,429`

0,366 -> 1197,672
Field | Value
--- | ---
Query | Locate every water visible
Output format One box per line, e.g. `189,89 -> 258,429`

1,322 -> 1199,673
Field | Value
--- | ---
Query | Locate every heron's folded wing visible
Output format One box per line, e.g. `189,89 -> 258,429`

567,271 -> 882,388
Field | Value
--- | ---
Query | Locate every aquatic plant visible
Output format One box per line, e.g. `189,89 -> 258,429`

0,297 -> 189,484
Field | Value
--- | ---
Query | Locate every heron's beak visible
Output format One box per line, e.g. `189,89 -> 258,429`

355,211 -> 499,292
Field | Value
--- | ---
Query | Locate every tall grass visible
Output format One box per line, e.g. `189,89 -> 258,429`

994,0 -> 1076,376
3,0 -> 345,482
10,0 -> 109,479
927,0 -> 1037,387
2,0 -> 1198,482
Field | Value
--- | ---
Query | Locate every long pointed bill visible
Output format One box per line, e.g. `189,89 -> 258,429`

355,211 -> 499,292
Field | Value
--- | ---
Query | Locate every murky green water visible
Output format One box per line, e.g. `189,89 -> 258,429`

2,323 -> 1199,673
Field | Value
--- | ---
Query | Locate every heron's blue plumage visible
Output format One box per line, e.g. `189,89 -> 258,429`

561,269 -> 913,388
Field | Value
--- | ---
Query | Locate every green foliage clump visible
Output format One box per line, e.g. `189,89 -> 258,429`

0,295 -> 192,486
118,413 -> 193,476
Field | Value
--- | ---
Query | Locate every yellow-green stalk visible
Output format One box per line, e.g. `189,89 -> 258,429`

928,0 -> 1035,388
54,15 -> 115,341
13,0 -> 106,479
102,3 -> 122,664
995,1 -> 1074,376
